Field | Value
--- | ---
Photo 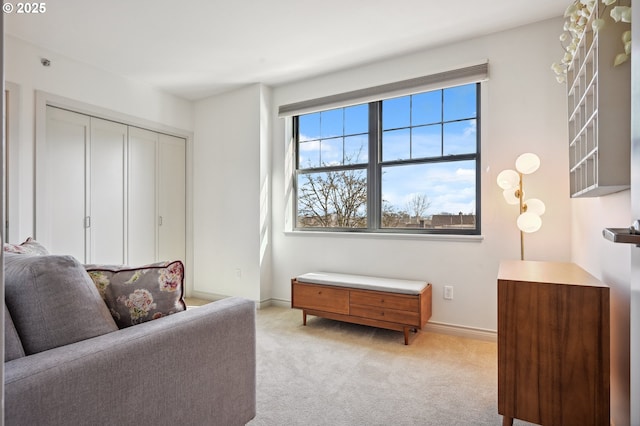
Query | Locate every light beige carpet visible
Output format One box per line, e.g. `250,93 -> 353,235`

248,306 -> 534,426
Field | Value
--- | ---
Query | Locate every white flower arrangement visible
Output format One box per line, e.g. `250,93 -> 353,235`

552,0 -> 631,83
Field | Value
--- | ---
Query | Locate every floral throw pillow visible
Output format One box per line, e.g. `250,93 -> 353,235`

84,260 -> 186,328
4,237 -> 50,255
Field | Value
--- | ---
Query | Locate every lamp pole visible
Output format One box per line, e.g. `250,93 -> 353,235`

518,173 -> 524,260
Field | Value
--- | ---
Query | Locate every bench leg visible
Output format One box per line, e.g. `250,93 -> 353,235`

403,328 -> 409,345
302,311 -> 307,326
403,327 -> 419,345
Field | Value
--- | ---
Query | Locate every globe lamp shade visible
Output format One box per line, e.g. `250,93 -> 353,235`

503,189 -> 521,205
496,169 -> 519,190
515,153 -> 541,175
525,198 -> 546,216
517,212 -> 542,233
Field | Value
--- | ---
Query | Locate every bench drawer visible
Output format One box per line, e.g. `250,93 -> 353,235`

350,290 -> 419,312
350,305 -> 420,326
292,282 -> 349,315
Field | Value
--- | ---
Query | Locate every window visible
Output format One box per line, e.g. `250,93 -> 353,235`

282,62 -> 488,234
294,82 -> 480,234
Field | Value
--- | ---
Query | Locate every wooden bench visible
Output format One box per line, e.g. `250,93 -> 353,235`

291,272 -> 432,345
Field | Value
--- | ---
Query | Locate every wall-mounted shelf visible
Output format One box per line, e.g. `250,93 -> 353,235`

567,3 -> 630,197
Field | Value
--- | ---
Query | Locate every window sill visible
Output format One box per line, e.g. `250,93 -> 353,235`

283,230 -> 484,243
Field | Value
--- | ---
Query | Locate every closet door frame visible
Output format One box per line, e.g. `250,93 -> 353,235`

35,91 -> 193,291
5,82 -> 21,244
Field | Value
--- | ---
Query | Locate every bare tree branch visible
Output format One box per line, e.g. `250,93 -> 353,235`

406,194 -> 431,223
297,169 -> 367,228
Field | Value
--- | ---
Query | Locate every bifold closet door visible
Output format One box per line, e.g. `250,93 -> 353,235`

158,134 -> 186,263
42,109 -> 127,264
42,106 -> 89,260
41,107 -> 186,266
128,127 -> 158,265
89,117 -> 127,264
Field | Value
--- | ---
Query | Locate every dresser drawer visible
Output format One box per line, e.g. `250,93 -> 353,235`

350,305 -> 420,326
350,290 -> 419,312
292,282 -> 349,315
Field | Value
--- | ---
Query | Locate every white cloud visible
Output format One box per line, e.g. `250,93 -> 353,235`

299,139 -> 319,151
381,161 -> 476,214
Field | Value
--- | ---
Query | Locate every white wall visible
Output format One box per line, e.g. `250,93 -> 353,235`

565,43 -> 634,420
572,191 -> 631,425
4,35 -> 194,241
192,84 -> 267,301
269,17 -> 570,332
259,85 -> 274,305
567,17 -> 634,423
572,192 -> 631,281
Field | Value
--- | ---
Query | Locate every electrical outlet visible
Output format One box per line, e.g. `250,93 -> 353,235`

444,285 -> 453,300
235,268 -> 242,279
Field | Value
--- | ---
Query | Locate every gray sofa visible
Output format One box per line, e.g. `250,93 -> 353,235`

3,251 -> 256,426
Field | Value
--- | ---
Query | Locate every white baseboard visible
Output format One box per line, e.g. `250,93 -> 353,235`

187,292 -> 284,310
258,298 -> 289,309
188,290 -> 227,302
423,321 -> 496,342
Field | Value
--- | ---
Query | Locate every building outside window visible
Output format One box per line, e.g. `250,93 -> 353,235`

294,81 -> 481,235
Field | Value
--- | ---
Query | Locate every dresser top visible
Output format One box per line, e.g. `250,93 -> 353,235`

498,260 -> 607,288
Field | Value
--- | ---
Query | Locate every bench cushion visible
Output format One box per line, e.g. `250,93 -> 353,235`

296,272 -> 427,295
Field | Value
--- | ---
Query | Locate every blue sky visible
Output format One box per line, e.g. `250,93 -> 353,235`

298,84 -> 477,216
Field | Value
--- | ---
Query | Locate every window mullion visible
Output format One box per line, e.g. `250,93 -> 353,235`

440,90 -> 445,156
367,102 -> 380,230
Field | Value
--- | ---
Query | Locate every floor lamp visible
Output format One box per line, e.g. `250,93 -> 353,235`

496,153 -> 546,260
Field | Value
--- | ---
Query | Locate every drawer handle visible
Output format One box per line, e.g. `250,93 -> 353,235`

318,291 -> 322,295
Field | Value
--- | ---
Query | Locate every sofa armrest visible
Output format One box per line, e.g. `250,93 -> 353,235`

4,297 -> 256,426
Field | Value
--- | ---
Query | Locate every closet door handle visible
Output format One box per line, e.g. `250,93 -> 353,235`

84,216 -> 91,229
158,216 -> 163,226
603,220 -> 640,247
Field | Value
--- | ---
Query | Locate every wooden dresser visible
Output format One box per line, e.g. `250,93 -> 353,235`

497,260 -> 610,426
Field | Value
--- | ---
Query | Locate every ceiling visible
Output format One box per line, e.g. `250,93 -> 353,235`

5,0 -> 565,101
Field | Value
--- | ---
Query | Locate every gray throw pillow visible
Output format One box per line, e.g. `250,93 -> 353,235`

85,260 -> 186,328
4,253 -> 118,355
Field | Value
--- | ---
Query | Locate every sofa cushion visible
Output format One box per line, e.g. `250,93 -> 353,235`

4,253 -> 118,355
4,303 -> 25,361
85,260 -> 186,328
4,237 -> 49,255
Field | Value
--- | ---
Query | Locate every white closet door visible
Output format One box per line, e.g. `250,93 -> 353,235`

89,117 -> 127,264
42,106 -> 89,260
128,127 -> 158,265
158,134 -> 186,263
40,106 -> 186,268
